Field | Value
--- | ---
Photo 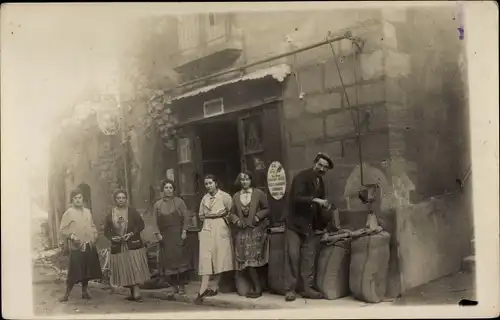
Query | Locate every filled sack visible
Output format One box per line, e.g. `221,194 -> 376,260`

316,239 -> 351,300
349,230 -> 390,303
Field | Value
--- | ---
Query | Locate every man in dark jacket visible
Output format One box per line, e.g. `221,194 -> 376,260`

284,152 -> 338,301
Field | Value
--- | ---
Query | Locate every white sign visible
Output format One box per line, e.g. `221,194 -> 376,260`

267,161 -> 286,200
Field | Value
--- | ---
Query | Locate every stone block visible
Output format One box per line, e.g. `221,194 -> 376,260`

343,81 -> 386,107
385,51 -> 411,78
325,110 -> 356,138
324,55 -> 356,89
287,116 -> 324,144
297,64 -> 324,95
305,92 -> 342,114
343,132 -> 390,163
329,39 -> 356,58
283,74 -> 300,99
360,104 -> 389,133
382,7 -> 408,23
355,21 -> 384,53
381,21 -> 399,51
323,163 -> 357,205
287,145 -> 306,171
360,49 -> 384,81
385,77 -> 408,105
283,98 -> 305,119
294,44 -> 333,67
305,143 -> 326,165
396,193 -> 470,290
323,140 -> 343,159
386,103 -> 415,127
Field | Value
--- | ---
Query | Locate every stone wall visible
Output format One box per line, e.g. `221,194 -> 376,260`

235,9 -> 381,69
278,5 -> 471,296
381,6 -> 472,292
281,18 -> 389,208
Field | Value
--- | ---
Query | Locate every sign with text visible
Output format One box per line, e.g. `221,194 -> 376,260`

267,161 -> 286,200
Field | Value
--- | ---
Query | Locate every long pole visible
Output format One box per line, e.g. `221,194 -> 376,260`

120,101 -> 131,203
115,50 -> 131,204
167,32 -> 353,94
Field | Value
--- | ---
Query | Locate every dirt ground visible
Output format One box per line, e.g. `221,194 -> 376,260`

394,271 -> 476,305
32,266 -> 220,316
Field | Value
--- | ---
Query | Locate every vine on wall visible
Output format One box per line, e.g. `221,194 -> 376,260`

145,91 -> 179,145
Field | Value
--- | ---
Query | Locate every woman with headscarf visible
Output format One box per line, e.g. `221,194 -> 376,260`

195,174 -> 234,304
59,189 -> 102,302
231,171 -> 270,298
104,189 -> 150,302
153,179 -> 191,294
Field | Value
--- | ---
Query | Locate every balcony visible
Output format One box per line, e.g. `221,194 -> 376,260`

171,13 -> 244,80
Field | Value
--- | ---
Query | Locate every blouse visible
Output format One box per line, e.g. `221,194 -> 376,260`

59,206 -> 98,251
239,188 -> 253,207
199,190 -> 233,219
153,197 -> 190,231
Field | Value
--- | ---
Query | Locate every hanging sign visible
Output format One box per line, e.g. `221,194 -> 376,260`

267,161 -> 286,200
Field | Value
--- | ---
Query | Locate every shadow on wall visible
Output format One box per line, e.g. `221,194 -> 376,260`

339,162 -> 473,296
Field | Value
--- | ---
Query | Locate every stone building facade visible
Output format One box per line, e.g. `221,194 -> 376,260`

48,5 -> 472,297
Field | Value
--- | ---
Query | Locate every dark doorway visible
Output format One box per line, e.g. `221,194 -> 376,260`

77,183 -> 92,210
196,119 -> 241,196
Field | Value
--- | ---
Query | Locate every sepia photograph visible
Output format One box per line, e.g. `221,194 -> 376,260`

1,1 -> 498,319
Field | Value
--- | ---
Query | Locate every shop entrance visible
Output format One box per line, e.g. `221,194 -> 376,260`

195,118 -> 242,195
175,102 -> 287,227
175,102 -> 286,288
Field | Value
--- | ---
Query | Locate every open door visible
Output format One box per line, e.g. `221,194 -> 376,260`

176,126 -> 204,231
238,102 -> 286,226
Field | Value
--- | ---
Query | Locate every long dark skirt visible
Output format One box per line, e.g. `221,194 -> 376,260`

67,245 -> 103,284
158,228 -> 191,276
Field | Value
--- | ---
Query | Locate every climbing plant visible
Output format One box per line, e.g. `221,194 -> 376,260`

145,90 -> 179,143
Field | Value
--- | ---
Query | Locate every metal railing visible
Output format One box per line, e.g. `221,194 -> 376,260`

166,31 -> 363,96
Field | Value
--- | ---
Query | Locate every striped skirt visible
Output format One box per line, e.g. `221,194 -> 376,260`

109,247 -> 151,287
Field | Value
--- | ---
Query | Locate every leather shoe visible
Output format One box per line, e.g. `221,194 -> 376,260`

300,288 -> 323,299
285,291 -> 296,302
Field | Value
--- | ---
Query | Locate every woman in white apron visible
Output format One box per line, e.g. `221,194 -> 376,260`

195,174 -> 234,304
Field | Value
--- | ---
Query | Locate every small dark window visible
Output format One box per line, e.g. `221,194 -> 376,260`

208,13 -> 215,26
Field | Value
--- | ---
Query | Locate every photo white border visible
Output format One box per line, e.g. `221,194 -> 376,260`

1,1 -> 498,319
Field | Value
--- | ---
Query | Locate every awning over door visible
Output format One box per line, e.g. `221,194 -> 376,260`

169,64 -> 292,102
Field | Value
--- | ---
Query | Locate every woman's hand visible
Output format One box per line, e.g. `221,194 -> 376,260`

122,232 -> 133,241
236,220 -> 245,228
313,198 -> 329,208
253,216 -> 260,226
154,232 -> 163,241
180,230 -> 187,240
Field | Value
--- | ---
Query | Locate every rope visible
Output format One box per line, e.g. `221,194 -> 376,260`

327,37 -> 365,186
